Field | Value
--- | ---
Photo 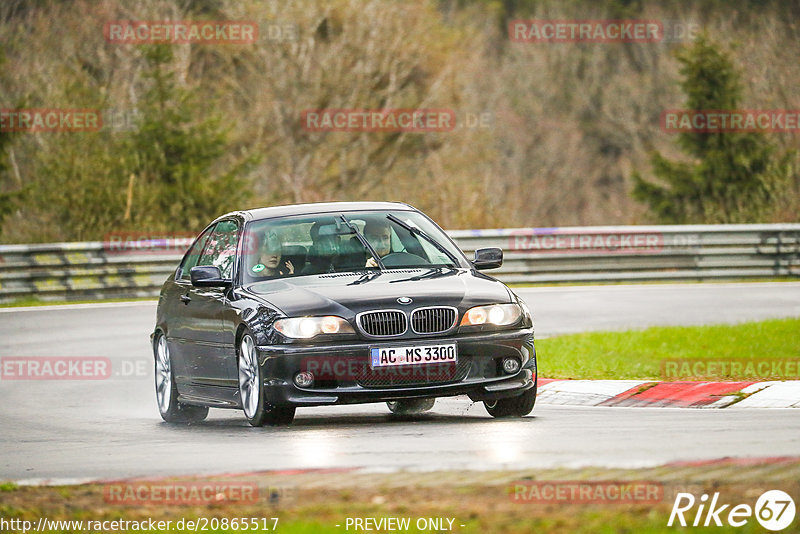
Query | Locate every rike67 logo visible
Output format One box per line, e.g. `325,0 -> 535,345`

669,490 -> 796,531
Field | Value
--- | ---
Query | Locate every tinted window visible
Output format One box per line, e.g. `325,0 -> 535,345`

178,227 -> 214,280
197,220 -> 240,280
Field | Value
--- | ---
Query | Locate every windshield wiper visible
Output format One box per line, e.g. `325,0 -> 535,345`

386,214 -> 461,268
389,266 -> 457,283
338,214 -> 386,271
348,270 -> 382,285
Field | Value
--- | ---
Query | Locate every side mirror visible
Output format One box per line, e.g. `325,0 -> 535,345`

190,265 -> 230,287
472,248 -> 503,270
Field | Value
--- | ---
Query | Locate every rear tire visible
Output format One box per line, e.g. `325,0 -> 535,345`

154,333 -> 208,424
238,332 -> 295,426
484,386 -> 536,418
387,398 -> 435,415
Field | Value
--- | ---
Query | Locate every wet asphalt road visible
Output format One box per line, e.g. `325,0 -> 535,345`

1,282 -> 798,483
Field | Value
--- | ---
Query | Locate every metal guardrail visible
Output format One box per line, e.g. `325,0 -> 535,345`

0,224 -> 798,303
453,224 -> 800,284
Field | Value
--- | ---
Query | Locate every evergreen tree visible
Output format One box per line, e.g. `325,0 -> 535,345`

21,44 -> 258,241
124,45 -> 258,232
632,34 -> 793,223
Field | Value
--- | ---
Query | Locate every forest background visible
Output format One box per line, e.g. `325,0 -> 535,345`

1,0 -> 798,243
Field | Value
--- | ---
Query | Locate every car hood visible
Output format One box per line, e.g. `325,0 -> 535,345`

241,268 -> 512,317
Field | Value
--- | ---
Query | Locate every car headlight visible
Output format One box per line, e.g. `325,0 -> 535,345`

273,316 -> 355,339
459,304 -> 522,327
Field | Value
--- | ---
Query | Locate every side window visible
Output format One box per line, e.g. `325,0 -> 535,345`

197,220 -> 240,280
178,227 -> 214,280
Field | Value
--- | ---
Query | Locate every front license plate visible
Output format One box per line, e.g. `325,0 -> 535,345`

370,343 -> 457,368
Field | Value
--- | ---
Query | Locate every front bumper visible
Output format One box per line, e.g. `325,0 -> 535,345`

254,328 -> 536,407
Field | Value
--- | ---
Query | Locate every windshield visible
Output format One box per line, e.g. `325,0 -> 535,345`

241,210 -> 467,283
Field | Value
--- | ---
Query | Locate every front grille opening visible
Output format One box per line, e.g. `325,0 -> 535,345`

358,310 -> 407,337
411,307 -> 457,334
356,357 -> 472,388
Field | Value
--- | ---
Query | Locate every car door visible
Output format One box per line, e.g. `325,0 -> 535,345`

166,225 -> 214,387
171,220 -> 240,394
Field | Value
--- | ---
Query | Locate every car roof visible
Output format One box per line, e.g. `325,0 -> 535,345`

222,201 -> 417,223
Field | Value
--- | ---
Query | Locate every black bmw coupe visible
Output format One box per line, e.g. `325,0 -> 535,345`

151,202 -> 537,426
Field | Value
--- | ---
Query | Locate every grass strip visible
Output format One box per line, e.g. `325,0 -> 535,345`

536,317 -> 800,380
1,461 -> 797,533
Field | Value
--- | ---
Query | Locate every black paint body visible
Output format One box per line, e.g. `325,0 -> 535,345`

151,202 -> 536,411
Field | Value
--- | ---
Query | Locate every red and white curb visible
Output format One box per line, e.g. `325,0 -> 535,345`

537,379 -> 800,408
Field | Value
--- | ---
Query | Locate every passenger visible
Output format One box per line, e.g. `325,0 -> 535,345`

364,219 -> 392,268
251,231 -> 294,278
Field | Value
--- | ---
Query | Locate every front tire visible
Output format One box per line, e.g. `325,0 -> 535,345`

238,332 -> 295,426
154,333 -> 208,424
484,386 -> 536,418
387,398 -> 435,415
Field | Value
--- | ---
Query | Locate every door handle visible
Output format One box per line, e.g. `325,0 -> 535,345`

180,294 -> 192,304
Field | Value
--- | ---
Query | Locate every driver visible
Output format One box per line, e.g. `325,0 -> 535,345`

364,219 -> 392,268
251,230 -> 294,278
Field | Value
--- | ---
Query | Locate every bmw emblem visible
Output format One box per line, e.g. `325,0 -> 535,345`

397,297 -> 413,305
